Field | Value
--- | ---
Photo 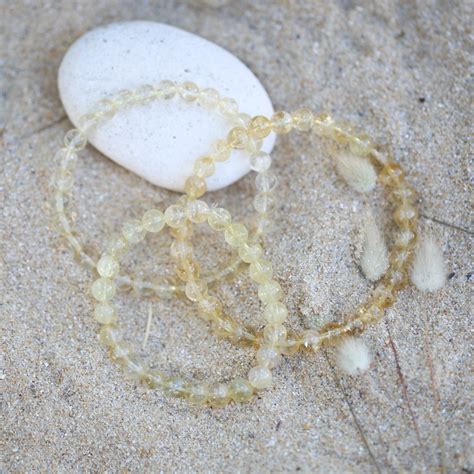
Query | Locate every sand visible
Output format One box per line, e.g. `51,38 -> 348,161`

1,1 -> 472,472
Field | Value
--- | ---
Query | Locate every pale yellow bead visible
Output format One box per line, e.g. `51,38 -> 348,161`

111,340 -> 133,360
53,169 -> 74,192
184,176 -> 207,198
188,382 -> 210,405
164,377 -> 190,398
212,139 -> 232,162
98,325 -> 122,346
229,378 -> 254,403
145,369 -> 167,389
209,383 -> 231,406
121,355 -> 148,381
218,97 -> 238,115
170,222 -> 194,240
256,171 -> 278,192
106,236 -> 129,257
158,79 -> 176,99
176,259 -> 200,282
193,156 -> 215,178
164,205 -> 187,228
64,128 -> 87,151
97,255 -> 120,278
122,219 -> 146,244
227,127 -> 248,149
197,296 -> 223,320
249,115 -> 272,139
249,259 -> 273,284
271,111 -> 293,134
179,81 -> 199,101
292,108 -> 313,131
94,302 -> 117,324
207,208 -> 232,231
186,200 -> 209,224
254,193 -> 276,214
224,223 -> 249,247
234,112 -> 251,127
200,87 -> 220,104
238,243 -> 263,263
263,323 -> 287,345
170,240 -> 193,260
142,209 -> 165,233
302,329 -> 321,349
248,366 -> 272,389
91,277 -> 116,302
249,151 -> 272,173
185,280 -> 208,302
55,148 -> 78,169
256,347 -> 281,368
258,280 -> 283,304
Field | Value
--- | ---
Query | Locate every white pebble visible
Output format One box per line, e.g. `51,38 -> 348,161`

360,213 -> 388,281
58,21 -> 275,192
410,234 -> 447,292
336,337 -> 372,375
336,152 -> 377,193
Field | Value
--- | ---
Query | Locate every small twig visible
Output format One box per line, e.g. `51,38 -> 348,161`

325,352 -> 382,474
385,320 -> 429,468
142,303 -> 153,350
420,213 -> 473,236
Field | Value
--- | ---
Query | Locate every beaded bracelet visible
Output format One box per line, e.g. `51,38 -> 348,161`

53,82 -> 418,405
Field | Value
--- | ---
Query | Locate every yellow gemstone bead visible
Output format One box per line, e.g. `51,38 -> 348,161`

122,220 -> 146,244
349,134 -> 373,156
158,80 -> 176,99
379,162 -> 404,187
197,296 -> 223,320
185,280 -> 208,302
249,151 -> 272,173
200,87 -> 220,104
98,325 -> 122,346
170,240 -> 193,260
258,280 -> 283,304
224,223 -> 249,247
164,205 -> 187,228
254,193 -> 276,214
176,259 -> 200,282
393,204 -> 418,227
248,366 -> 272,389
184,176 -> 207,198
145,369 -> 167,389
142,209 -> 165,233
91,277 -> 116,302
188,382 -> 210,405
209,383 -> 231,406
53,169 -> 74,191
122,355 -> 148,381
64,128 -> 87,151
292,108 -> 313,131
249,259 -> 273,284
263,324 -> 287,345
179,81 -> 199,101
256,347 -> 281,368
185,200 -> 209,224
170,222 -> 194,240
255,171 -> 278,192
97,255 -> 120,278
218,97 -> 238,115
271,111 -> 293,134
227,127 -> 249,149
249,115 -> 272,139
238,243 -> 263,263
111,340 -> 133,361
193,156 -> 216,178
229,378 -> 254,403
263,302 -> 288,324
164,377 -> 190,398
207,208 -> 232,231
212,139 -> 232,162
94,302 -> 117,324
106,236 -> 128,257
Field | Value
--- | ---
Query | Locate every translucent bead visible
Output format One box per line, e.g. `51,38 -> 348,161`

249,151 -> 272,173
136,84 -> 155,101
218,97 -> 239,115
256,347 -> 281,368
122,355 -> 148,381
111,340 -> 133,360
184,176 -> 207,198
170,240 -> 193,260
158,80 -> 176,99
384,269 -> 409,291
263,324 -> 287,345
164,205 -> 187,228
170,222 -> 193,240
394,204 -> 418,226
198,296 -> 223,320
312,112 -> 334,135
193,156 -> 215,178
249,259 -> 273,284
257,215 -> 273,235
185,280 -> 208,302
280,337 -> 302,356
256,171 -> 278,192
97,255 -> 120,278
113,89 -> 134,105
98,325 -> 122,346
106,236 -> 128,257
188,382 -> 210,405
208,208 -> 232,231
395,229 -> 416,248
176,259 -> 200,282
53,169 -> 74,191
122,219 -> 146,244
64,129 -> 87,151
349,134 -> 373,156
91,278 -> 116,302
77,112 -> 99,132
96,98 -> 116,117
271,111 -> 293,134
164,377 -> 190,398
238,243 -> 263,263
186,200 -> 209,224
55,148 -> 77,169
264,302 -> 288,324
179,81 -> 200,101
234,113 -> 251,127
292,108 -> 313,131
142,209 -> 165,233
248,366 -> 272,389
94,302 -> 117,324
227,127 -> 249,150
302,329 -> 321,349
212,139 -> 232,162
249,115 -> 272,139
258,280 -> 283,304
200,87 -> 220,104
379,162 -> 404,187
229,378 -> 254,403
371,284 -> 395,309
224,223 -> 249,247
145,369 -> 167,389
209,383 -> 231,406
254,193 -> 276,214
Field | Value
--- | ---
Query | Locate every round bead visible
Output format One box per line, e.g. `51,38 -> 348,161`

302,329 -> 321,349
179,81 -> 199,101
55,148 -> 78,168
111,340 -> 133,360
218,97 -> 238,115
263,324 -> 287,345
121,355 -> 148,381
186,200 -> 209,224
207,208 -> 232,231
94,302 -> 117,324
145,369 -> 167,389
254,193 -> 276,214
238,243 -> 263,263
229,378 -> 254,403
248,366 -> 272,389
227,127 -> 248,149
64,129 -> 87,151
158,80 -> 176,99
212,139 -> 232,162
197,296 -> 223,320
292,108 -> 313,131
106,236 -> 128,257
122,220 -> 146,244
176,259 -> 200,282
193,156 -> 215,178
185,280 -> 208,302
264,302 -> 288,324
256,347 -> 281,368
164,205 -> 187,228
97,255 -> 120,278
249,259 -> 273,284
188,382 -> 210,405
209,383 -> 231,406
91,277 -> 116,302
258,280 -> 283,304
249,151 -> 272,173
200,87 -> 220,104
98,325 -> 122,346
170,240 -> 193,260
184,176 -> 207,198
224,223 -> 249,247
164,377 -> 190,398
249,115 -> 272,139
256,171 -> 278,192
271,111 -> 293,134
53,169 -> 74,191
142,209 -> 165,233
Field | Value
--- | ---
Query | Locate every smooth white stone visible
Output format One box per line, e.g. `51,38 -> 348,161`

58,21 -> 275,192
